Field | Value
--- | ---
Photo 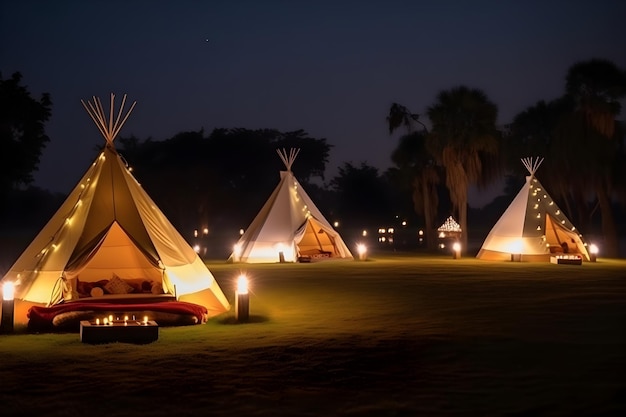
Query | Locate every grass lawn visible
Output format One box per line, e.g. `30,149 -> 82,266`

1,253 -> 625,417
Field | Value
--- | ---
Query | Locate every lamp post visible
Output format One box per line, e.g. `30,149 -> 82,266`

589,244 -> 599,262
452,242 -> 461,259
1,281 -> 15,333
235,275 -> 249,322
356,243 -> 368,261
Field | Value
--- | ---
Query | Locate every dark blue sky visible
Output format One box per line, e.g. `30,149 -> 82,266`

2,0 -> 625,207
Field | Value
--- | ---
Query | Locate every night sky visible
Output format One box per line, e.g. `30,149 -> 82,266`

2,0 -> 625,207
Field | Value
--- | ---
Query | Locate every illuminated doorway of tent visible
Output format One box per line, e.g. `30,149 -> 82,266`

544,214 -> 590,259
65,221 -> 165,286
295,217 -> 340,261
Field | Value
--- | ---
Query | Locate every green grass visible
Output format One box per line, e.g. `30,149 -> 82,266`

1,253 -> 625,416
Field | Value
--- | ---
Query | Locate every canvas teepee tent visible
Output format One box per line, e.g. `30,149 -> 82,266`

0,94 -> 230,321
229,148 -> 353,263
477,157 -> 590,261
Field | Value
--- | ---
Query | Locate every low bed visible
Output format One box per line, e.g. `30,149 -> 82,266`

26,274 -> 210,331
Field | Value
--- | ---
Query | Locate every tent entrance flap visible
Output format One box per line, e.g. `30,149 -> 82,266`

295,218 -> 338,257
66,221 -> 162,282
545,215 -> 589,258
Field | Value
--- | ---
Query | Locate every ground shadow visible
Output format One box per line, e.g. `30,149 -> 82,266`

217,314 -> 270,325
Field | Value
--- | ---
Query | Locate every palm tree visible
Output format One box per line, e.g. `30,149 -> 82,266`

552,59 -> 626,257
387,103 -> 440,250
426,86 -> 502,252
505,98 -> 585,225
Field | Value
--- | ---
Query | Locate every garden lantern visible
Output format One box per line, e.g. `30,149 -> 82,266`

236,274 -> 250,322
589,244 -> 599,262
356,243 -> 368,261
452,242 -> 461,259
1,281 -> 15,333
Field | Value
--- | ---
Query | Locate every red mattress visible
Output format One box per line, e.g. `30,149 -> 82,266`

28,300 -> 209,330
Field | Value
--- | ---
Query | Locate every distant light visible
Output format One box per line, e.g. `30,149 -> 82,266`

452,242 -> 461,252
590,244 -> 599,255
333,221 -> 340,228
194,229 -> 198,238
362,230 -> 368,237
203,228 -> 209,235
233,243 -> 242,259
387,228 -> 394,234
356,243 -> 367,256
401,221 -> 407,226
239,228 -> 245,235
193,244 -> 200,253
418,230 -> 424,236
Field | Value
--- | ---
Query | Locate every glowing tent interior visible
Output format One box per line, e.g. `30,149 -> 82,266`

229,148 -> 353,263
0,94 -> 230,324
476,157 -> 591,262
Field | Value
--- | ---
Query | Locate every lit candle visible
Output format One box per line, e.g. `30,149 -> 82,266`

143,316 -> 148,325
124,315 -> 128,322
96,318 -> 100,325
109,314 -> 113,323
103,317 -> 108,325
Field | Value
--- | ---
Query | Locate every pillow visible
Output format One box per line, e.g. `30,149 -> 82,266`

151,281 -> 163,294
90,287 -> 104,297
104,275 -> 133,294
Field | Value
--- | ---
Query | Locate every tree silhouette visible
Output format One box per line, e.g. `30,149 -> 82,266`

0,72 -> 52,201
387,103 -> 440,250
553,59 -> 626,257
426,86 -> 502,252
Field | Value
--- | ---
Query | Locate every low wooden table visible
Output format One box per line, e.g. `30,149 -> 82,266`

80,320 -> 159,344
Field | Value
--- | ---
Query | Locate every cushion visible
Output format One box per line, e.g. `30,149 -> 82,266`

151,281 -> 163,295
90,287 -> 104,297
104,275 -> 133,294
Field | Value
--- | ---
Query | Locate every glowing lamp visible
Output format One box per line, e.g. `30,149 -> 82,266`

2,281 -> 15,301
237,275 -> 249,295
235,274 -> 250,322
510,240 -> 522,262
452,242 -> 461,259
589,244 -> 599,262
1,281 -> 16,333
356,243 -> 368,261
275,243 -> 286,263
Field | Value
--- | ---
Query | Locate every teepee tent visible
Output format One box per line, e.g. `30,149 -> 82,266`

229,148 -> 353,263
477,157 -> 590,261
1,94 -> 230,321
